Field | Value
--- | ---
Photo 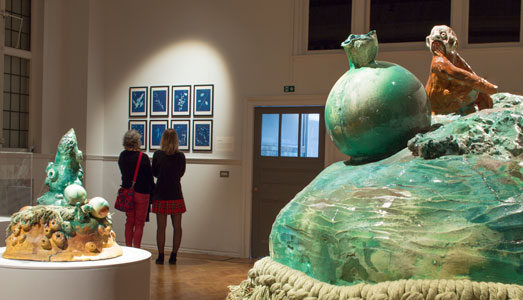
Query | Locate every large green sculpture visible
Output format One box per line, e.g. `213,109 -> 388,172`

37,129 -> 84,206
325,31 -> 431,164
270,93 -> 522,285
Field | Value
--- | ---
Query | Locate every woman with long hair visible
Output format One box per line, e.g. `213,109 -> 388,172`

118,130 -> 154,248
151,129 -> 186,264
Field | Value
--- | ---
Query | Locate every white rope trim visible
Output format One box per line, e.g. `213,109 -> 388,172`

227,257 -> 523,300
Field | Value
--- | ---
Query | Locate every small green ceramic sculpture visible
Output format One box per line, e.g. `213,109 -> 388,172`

325,31 -> 431,164
37,128 -> 84,206
3,129 -> 122,261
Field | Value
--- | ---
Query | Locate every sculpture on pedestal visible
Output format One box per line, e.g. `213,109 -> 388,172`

228,29 -> 523,300
3,129 -> 122,261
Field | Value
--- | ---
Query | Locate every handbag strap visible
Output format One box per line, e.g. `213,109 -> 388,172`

131,152 -> 143,188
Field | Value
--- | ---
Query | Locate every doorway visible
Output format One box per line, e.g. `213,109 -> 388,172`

251,106 -> 325,258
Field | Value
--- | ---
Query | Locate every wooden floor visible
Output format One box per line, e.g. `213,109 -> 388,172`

147,249 -> 255,300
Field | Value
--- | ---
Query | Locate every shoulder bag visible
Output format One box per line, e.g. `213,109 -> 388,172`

115,152 -> 143,212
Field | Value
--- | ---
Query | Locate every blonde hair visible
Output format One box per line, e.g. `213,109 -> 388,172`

160,129 -> 179,155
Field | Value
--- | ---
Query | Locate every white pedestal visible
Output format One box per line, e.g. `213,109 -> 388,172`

0,216 -> 9,247
0,246 -> 152,300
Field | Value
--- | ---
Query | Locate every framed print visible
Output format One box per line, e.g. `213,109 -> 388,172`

128,120 -> 147,151
193,120 -> 213,151
171,120 -> 190,151
193,84 -> 214,116
150,120 -> 168,150
129,86 -> 148,117
150,86 -> 169,116
172,85 -> 191,117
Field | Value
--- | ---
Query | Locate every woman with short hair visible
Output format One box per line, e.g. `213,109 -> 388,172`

151,129 -> 186,264
118,130 -> 154,248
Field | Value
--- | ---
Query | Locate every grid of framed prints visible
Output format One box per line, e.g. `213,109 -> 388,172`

128,84 -> 214,152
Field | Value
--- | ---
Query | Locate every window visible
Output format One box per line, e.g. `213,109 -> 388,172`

261,113 -> 320,158
308,0 -> 352,50
370,0 -> 451,43
3,55 -> 29,148
5,0 -> 31,50
1,0 -> 31,149
304,0 -> 521,52
469,0 -> 521,43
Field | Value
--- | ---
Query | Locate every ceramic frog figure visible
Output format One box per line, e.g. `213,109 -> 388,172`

37,129 -> 84,206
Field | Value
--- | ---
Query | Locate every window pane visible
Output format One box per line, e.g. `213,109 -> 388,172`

10,111 -> 19,130
20,112 -> 28,130
308,0 -> 352,51
261,114 -> 279,157
469,0 -> 521,43
10,130 -> 18,147
281,114 -> 299,157
370,0 -> 451,43
300,113 -> 320,158
3,111 -> 9,129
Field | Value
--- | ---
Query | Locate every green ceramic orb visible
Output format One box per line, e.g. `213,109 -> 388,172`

325,31 -> 431,163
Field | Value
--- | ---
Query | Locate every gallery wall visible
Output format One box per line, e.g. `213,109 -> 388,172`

34,0 -> 523,258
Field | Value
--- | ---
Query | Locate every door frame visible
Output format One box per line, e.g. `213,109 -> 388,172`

240,94 -> 345,257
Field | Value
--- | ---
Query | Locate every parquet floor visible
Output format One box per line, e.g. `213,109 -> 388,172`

147,249 -> 255,300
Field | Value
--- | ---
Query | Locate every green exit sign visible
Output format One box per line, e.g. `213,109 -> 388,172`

284,85 -> 295,93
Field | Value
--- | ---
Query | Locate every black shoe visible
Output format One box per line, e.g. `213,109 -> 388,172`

169,252 -> 177,264
155,253 -> 164,265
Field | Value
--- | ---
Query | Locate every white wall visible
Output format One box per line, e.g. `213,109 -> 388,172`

33,0 -> 523,258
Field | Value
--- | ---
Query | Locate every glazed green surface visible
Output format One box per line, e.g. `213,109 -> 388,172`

325,64 -> 431,163
37,129 -> 84,206
270,96 -> 523,285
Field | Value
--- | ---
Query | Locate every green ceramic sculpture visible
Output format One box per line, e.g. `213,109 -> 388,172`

4,129 -> 122,261
270,93 -> 523,285
37,128 -> 84,206
325,31 -> 431,164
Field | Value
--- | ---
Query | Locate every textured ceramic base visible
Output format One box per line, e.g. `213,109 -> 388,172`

3,218 -> 122,262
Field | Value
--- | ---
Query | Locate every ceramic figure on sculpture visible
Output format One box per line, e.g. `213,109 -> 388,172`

425,25 -> 498,115
324,31 -> 431,164
3,129 -> 122,261
37,129 -> 84,206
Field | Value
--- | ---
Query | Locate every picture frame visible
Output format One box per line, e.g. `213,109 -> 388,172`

150,86 -> 169,117
129,86 -> 148,117
172,85 -> 191,117
171,120 -> 190,151
128,120 -> 147,151
193,84 -> 214,116
193,120 -> 213,151
149,120 -> 168,150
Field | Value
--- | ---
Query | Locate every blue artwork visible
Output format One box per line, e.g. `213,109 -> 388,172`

175,90 -> 188,111
129,87 -> 147,116
132,125 -> 145,146
150,86 -> 169,116
150,121 -> 167,150
193,85 -> 213,116
172,120 -> 190,151
129,120 -> 147,150
193,120 -> 212,151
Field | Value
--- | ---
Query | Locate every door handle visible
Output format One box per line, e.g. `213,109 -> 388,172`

253,187 -> 259,192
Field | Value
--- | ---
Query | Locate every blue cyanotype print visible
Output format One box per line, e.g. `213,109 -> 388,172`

152,89 -> 167,113
174,90 -> 189,112
151,124 -> 166,146
131,91 -> 146,113
195,124 -> 210,147
131,124 -> 145,146
173,124 -> 188,146
195,89 -> 211,112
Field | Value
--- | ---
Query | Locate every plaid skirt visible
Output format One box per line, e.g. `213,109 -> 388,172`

152,199 -> 186,214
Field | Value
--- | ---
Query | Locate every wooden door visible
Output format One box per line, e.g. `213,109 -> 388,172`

251,106 -> 325,258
